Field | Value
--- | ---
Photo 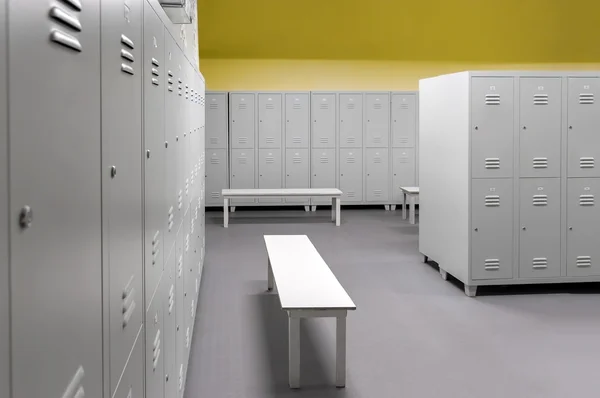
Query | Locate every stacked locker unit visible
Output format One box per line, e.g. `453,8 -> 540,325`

258,93 -> 284,204
311,92 -> 337,210
285,92 -> 311,210
206,92 -> 229,206
338,93 -> 364,204
365,92 -> 391,209
419,71 -> 600,297
390,92 -> 418,210
2,1 -> 205,398
229,92 -> 257,209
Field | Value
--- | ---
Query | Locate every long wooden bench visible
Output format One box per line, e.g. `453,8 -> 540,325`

221,188 -> 343,228
264,235 -> 356,389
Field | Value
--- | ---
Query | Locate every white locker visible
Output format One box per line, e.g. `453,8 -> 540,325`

312,93 -> 336,148
391,93 -> 417,148
339,149 -> 363,202
0,3 -> 8,397
365,93 -> 390,148
285,148 -> 310,204
339,93 -> 363,148
8,1 -> 104,398
567,178 -> 600,277
175,232 -> 185,395
258,93 -> 282,149
230,93 -> 256,149
285,93 -> 310,148
206,149 -> 228,205
259,149 -> 283,203
206,92 -> 228,149
311,148 -> 337,204
366,148 -> 389,202
392,148 -> 416,202
230,149 -> 255,204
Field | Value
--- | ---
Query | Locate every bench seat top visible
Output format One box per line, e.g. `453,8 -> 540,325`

399,186 -> 420,194
264,235 -> 356,311
223,188 -> 342,197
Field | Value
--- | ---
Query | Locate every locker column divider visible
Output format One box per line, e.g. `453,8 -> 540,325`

512,77 -> 520,280
560,76 -> 568,276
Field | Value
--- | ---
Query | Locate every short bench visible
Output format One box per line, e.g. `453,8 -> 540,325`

399,186 -> 419,224
264,235 -> 356,389
222,188 -> 343,228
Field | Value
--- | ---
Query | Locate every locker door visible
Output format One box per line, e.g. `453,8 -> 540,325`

470,179 -> 514,280
567,78 -> 600,177
311,148 -> 337,204
230,93 -> 255,149
146,279 -> 164,398
163,255 -> 178,398
144,4 -> 165,311
259,149 -> 283,203
312,93 -> 336,148
366,148 -> 390,202
567,178 -> 600,276
101,0 -> 144,391
178,58 -> 190,216
206,149 -> 228,205
8,3 -> 104,398
175,231 -> 185,396
113,332 -> 143,398
258,93 -> 282,148
391,94 -> 417,148
339,94 -> 363,148
0,4 -> 8,398
392,148 -> 416,202
519,78 -> 561,178
285,93 -> 310,148
230,149 -> 255,204
285,149 -> 310,204
339,149 -> 363,202
365,93 -> 390,148
471,77 -> 514,179
206,93 -> 228,149
519,179 -> 561,278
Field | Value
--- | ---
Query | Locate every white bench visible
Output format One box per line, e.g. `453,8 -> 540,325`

399,186 -> 419,224
264,235 -> 356,389
222,188 -> 343,228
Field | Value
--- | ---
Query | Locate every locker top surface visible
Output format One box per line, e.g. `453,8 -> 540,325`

421,70 -> 600,81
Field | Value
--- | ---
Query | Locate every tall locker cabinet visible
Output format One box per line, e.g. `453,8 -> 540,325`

258,93 -> 283,203
285,93 -> 311,206
338,93 -> 364,203
420,71 -> 600,297
7,2 -> 104,398
206,92 -> 229,206
365,93 -> 391,205
230,93 -> 257,205
391,93 -> 417,207
311,93 -> 337,207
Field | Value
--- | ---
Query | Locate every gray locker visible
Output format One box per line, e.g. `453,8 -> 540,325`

471,77 -> 514,179
339,149 -> 363,202
366,148 -> 389,202
114,330 -> 144,398
391,93 -> 417,148
163,254 -> 178,398
146,276 -> 164,398
519,78 -> 562,178
175,231 -> 185,397
101,0 -> 144,391
230,149 -> 255,204
144,4 -> 165,311
230,93 -> 256,149
567,77 -> 600,177
206,92 -> 228,149
258,93 -> 282,148
8,3 -> 104,398
312,93 -> 336,148
206,149 -> 228,205
259,149 -> 283,203
519,178 -> 561,278
567,178 -> 600,277
0,3 -> 8,397
339,93 -> 363,148
470,179 -> 514,280
285,148 -> 310,204
311,148 -> 337,204
285,93 -> 310,148
392,148 -> 416,202
365,93 -> 390,148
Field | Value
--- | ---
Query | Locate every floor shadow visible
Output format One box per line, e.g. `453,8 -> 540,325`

252,292 -> 349,398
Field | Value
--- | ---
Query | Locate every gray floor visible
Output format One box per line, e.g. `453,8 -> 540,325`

185,207 -> 600,398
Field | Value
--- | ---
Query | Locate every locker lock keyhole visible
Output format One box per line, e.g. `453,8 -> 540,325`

19,206 -> 33,229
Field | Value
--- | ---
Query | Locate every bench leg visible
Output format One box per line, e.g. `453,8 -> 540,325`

311,205 -> 316,212
409,195 -> 416,225
223,198 -> 229,228
402,193 -> 407,220
289,315 -> 300,389
335,197 -> 341,227
391,205 -> 396,211
336,314 -> 347,388
267,258 -> 274,292
331,197 -> 335,222
231,206 -> 236,213
304,205 -> 310,212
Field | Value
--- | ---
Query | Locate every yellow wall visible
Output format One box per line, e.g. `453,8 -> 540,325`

201,59 -> 600,91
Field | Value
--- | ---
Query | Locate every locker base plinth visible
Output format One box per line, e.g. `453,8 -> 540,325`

440,268 -> 448,280
464,285 -> 477,297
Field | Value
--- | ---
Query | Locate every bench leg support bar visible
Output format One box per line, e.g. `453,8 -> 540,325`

336,314 -> 347,388
289,316 -> 300,389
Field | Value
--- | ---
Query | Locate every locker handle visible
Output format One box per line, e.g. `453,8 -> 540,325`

474,228 -> 478,231
569,126 -> 573,130
569,227 -> 573,230
522,226 -> 526,230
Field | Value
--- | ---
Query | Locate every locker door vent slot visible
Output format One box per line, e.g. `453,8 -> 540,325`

579,93 -> 594,104
237,156 -> 248,165
185,234 -> 190,252
576,256 -> 592,268
400,104 -> 409,110
178,255 -> 183,277
320,156 -> 329,164
347,191 -> 356,198
373,103 -> 383,110
399,155 -> 409,163
372,190 -> 383,197
373,156 -> 382,164
120,49 -> 134,62
399,137 -> 409,145
533,94 -> 549,105
151,58 -> 159,67
484,259 -> 500,271
319,137 -> 329,145
319,103 -> 329,110
292,137 -> 302,144
580,157 -> 595,169
238,103 -> 247,110
178,191 -> 183,210
61,366 -> 85,398
484,94 -> 501,105
237,137 -> 248,145
292,103 -> 302,110
185,327 -> 190,348
345,137 -> 356,145
265,103 -> 275,110
168,285 -> 174,313
49,29 -> 82,52
293,156 -> 302,164
152,230 -> 160,265
168,206 -> 174,231
372,136 -> 382,144
532,157 -> 548,169
346,156 -> 356,164
151,68 -> 159,76
122,275 -> 136,328
153,329 -> 161,370
346,103 -> 355,110
265,156 -> 275,164
49,7 -> 82,32
179,365 -> 184,391
579,194 -> 594,206
209,138 -> 219,145
485,158 -> 500,169
209,103 -> 219,110
152,78 -> 159,86
121,64 -> 134,75
168,87 -> 173,92
120,34 -> 134,49
211,192 -> 220,199
484,195 -> 500,207
210,157 -> 220,164
191,300 -> 195,317
532,194 -> 548,206
265,137 -> 275,144
59,0 -> 82,11
532,258 -> 548,269
191,218 -> 195,234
